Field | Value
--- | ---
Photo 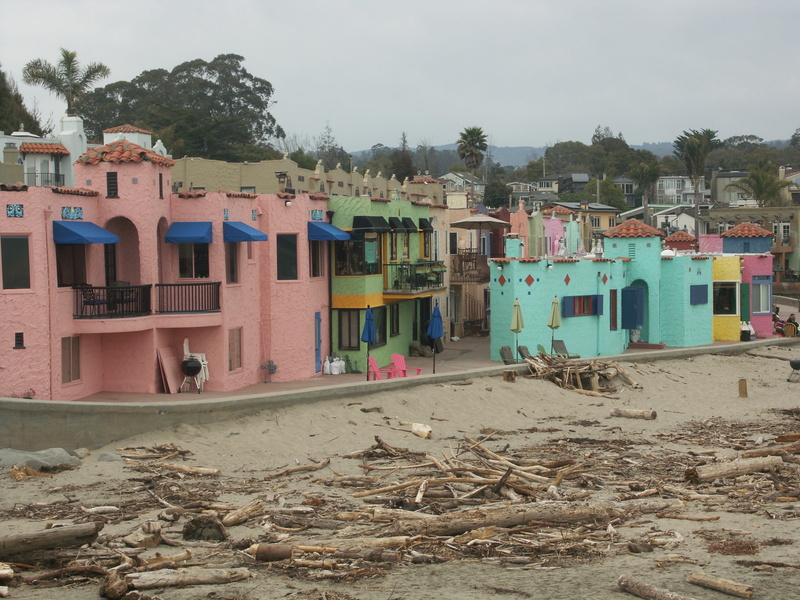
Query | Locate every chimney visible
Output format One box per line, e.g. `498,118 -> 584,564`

3,143 -> 19,165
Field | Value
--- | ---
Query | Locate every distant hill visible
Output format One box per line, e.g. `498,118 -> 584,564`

352,139 -> 790,170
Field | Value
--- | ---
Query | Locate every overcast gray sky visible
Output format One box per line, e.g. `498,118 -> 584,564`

3,0 -> 798,153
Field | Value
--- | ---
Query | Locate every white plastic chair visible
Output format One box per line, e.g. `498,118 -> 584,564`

183,338 -> 209,390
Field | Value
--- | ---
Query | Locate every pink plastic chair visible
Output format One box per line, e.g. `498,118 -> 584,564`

390,353 -> 422,377
368,356 -> 397,380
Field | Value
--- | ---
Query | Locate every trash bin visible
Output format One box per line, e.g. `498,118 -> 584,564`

740,330 -> 751,342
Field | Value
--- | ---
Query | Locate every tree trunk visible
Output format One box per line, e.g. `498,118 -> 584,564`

618,574 -> 698,600
684,456 -> 784,483
0,522 -> 103,558
127,567 -> 251,590
374,501 -> 671,537
686,570 -> 753,598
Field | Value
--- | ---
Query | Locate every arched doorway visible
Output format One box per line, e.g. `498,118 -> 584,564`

104,216 -> 140,285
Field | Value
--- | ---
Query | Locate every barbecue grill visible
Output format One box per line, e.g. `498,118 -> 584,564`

180,359 -> 203,393
788,359 -> 800,382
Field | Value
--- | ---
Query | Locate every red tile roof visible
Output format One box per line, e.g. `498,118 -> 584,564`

0,182 -> 28,191
370,197 -> 390,202
102,124 -> 153,135
224,191 -> 257,199
541,205 -> 575,216
309,192 -> 329,201
277,192 -> 295,200
79,140 -> 175,167
49,186 -> 99,197
409,177 -> 442,184
721,222 -> 773,238
19,142 -> 69,155
604,218 -> 665,238
665,230 -> 696,242
178,189 -> 206,198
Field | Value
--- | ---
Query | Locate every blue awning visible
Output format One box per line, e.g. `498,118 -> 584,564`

224,221 -> 268,242
165,222 -> 213,244
53,221 -> 119,244
308,221 -> 350,241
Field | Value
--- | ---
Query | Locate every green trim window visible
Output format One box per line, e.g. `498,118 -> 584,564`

390,303 -> 400,336
338,309 -> 360,350
370,306 -> 387,348
335,237 -> 382,276
713,282 -> 738,315
277,234 -> 298,280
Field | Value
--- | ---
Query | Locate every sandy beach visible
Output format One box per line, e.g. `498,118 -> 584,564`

2,342 -> 800,600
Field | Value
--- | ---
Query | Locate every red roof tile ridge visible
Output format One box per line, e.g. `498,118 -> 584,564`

49,186 -> 99,196
604,218 -> 665,238
102,124 -> 154,135
720,222 -> 773,238
19,142 -> 70,155
78,140 -> 174,167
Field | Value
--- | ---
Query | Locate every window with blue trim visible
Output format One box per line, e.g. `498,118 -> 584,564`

751,276 -> 771,313
563,295 -> 604,317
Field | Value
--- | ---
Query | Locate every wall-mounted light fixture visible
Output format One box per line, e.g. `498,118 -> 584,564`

326,210 -> 335,222
497,264 -> 503,272
546,261 -> 553,270
284,199 -> 292,207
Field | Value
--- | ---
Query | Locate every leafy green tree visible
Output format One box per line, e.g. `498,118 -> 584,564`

390,132 -> 415,182
289,148 -> 317,170
22,48 -> 109,116
724,134 -> 765,153
483,180 -> 512,207
315,124 -> 351,172
0,66 -> 47,135
789,128 -> 800,150
725,160 -> 794,207
572,178 -> 626,211
457,126 -> 488,203
545,141 -> 592,173
77,55 -> 283,161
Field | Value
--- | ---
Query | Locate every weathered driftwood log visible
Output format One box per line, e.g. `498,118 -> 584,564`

686,570 -> 753,599
0,585 -> 7,598
126,567 -> 251,590
373,500 -> 674,537
684,456 -> 784,483
221,499 -> 267,526
23,564 -> 108,583
775,433 -> 800,443
0,563 -> 12,580
741,441 -> 800,458
618,574 -> 698,600
0,522 -> 103,558
122,521 -> 161,548
610,408 -> 657,420
160,463 -> 220,476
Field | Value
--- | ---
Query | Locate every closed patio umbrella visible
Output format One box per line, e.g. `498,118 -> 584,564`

547,296 -> 561,354
510,299 -> 524,360
426,304 -> 444,373
361,307 -> 376,381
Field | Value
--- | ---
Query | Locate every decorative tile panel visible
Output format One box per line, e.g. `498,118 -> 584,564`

311,209 -> 324,221
6,204 -> 23,218
61,207 -> 84,220
223,208 -> 229,221
252,209 -> 257,221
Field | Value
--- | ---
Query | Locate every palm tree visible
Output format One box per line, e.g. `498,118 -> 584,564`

630,161 -> 661,227
674,129 -> 723,235
457,126 -> 488,206
22,49 -> 110,116
725,161 -> 794,207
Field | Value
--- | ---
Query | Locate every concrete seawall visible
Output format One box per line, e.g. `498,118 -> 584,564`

3,337 -> 799,452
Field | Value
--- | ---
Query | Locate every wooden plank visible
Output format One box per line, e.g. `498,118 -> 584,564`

156,347 -> 184,394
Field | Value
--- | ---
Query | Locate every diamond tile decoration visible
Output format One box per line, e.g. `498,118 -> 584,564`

602,274 -> 608,285
525,274 -> 534,286
564,274 -> 570,286
498,275 -> 507,286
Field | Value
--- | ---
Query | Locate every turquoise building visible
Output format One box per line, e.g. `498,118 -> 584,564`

490,219 -> 714,361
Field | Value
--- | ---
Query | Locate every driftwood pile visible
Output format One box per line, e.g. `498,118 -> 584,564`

524,354 -> 642,398
2,406 -> 800,599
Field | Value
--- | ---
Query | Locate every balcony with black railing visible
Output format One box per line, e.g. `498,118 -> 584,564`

26,172 -> 65,187
73,282 -> 221,319
450,250 -> 490,284
384,261 -> 446,295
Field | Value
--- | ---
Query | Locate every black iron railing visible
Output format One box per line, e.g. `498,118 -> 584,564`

155,282 -> 221,313
26,172 -> 65,187
384,261 -> 446,294
450,251 -> 490,284
73,284 -> 152,319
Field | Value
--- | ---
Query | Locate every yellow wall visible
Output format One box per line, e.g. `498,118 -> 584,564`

712,256 -> 742,341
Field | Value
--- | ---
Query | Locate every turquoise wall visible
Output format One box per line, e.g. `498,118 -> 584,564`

659,257 -> 713,347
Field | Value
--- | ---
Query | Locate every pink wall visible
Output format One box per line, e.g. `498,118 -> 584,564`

698,234 -> 723,253
742,255 -> 775,338
544,216 -> 566,256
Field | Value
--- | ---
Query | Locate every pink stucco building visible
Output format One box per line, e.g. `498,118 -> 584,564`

0,139 -> 340,400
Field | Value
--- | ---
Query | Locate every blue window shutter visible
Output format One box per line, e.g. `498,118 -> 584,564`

563,296 -> 575,317
593,295 -> 604,315
690,284 -> 708,305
